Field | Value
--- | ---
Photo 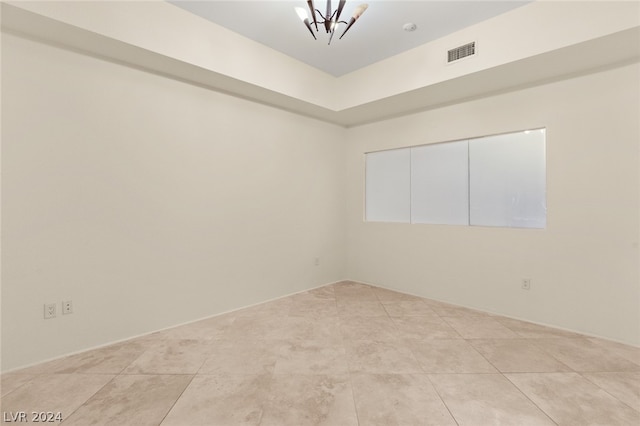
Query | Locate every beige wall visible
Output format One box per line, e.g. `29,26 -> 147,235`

2,30 -> 639,372
346,62 -> 640,346
1,33 -> 347,371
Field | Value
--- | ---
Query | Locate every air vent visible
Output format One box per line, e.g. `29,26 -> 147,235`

448,42 -> 476,63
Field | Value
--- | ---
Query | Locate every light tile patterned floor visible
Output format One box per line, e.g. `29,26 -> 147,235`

1,281 -> 639,425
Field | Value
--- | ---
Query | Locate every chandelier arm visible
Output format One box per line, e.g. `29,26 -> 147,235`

307,0 -> 318,31
324,0 -> 333,33
335,0 -> 346,22
339,17 -> 356,39
328,16 -> 345,45
304,20 -> 317,39
328,28 -> 336,45
313,10 -> 345,25
314,9 -> 328,22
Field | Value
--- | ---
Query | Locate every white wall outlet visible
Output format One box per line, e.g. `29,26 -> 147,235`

44,303 -> 57,319
314,257 -> 320,266
62,300 -> 73,315
522,278 -> 532,290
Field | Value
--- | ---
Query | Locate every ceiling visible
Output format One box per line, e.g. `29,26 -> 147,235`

3,1 -> 638,127
169,0 -> 531,76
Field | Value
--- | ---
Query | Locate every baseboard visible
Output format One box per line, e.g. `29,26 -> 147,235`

346,278 -> 640,349
3,279 -> 345,374
7,277 -> 635,374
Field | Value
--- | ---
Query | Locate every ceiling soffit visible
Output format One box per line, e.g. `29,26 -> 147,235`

2,1 -> 639,127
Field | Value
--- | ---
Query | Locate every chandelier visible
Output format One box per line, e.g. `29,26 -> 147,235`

295,1 -> 369,45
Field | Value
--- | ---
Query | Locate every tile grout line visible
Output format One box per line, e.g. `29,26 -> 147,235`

0,374 -> 39,400
577,371 -> 640,413
425,374 -> 461,426
346,371 -> 362,426
502,373 -> 560,425
156,374 -> 197,426
58,374 -> 119,425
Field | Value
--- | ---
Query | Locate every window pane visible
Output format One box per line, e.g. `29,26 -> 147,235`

411,141 -> 469,225
469,129 -> 546,228
365,148 -> 410,223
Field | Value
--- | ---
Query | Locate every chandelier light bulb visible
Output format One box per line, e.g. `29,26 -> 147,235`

295,6 -> 316,39
352,3 -> 368,19
339,3 -> 368,39
295,7 -> 308,21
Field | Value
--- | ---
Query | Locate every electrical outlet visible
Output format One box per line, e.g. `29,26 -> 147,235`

62,300 -> 73,315
314,257 -> 320,266
522,278 -> 531,290
44,303 -> 57,319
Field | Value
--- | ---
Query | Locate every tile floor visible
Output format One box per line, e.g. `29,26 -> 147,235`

1,281 -> 639,425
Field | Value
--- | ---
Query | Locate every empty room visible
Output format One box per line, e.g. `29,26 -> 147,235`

1,0 -> 639,425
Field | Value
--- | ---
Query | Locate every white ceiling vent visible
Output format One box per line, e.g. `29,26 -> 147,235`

448,42 -> 476,63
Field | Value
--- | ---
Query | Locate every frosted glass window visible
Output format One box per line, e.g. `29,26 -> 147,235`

469,130 -> 546,228
365,148 -> 410,223
364,129 -> 546,228
411,141 -> 469,225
